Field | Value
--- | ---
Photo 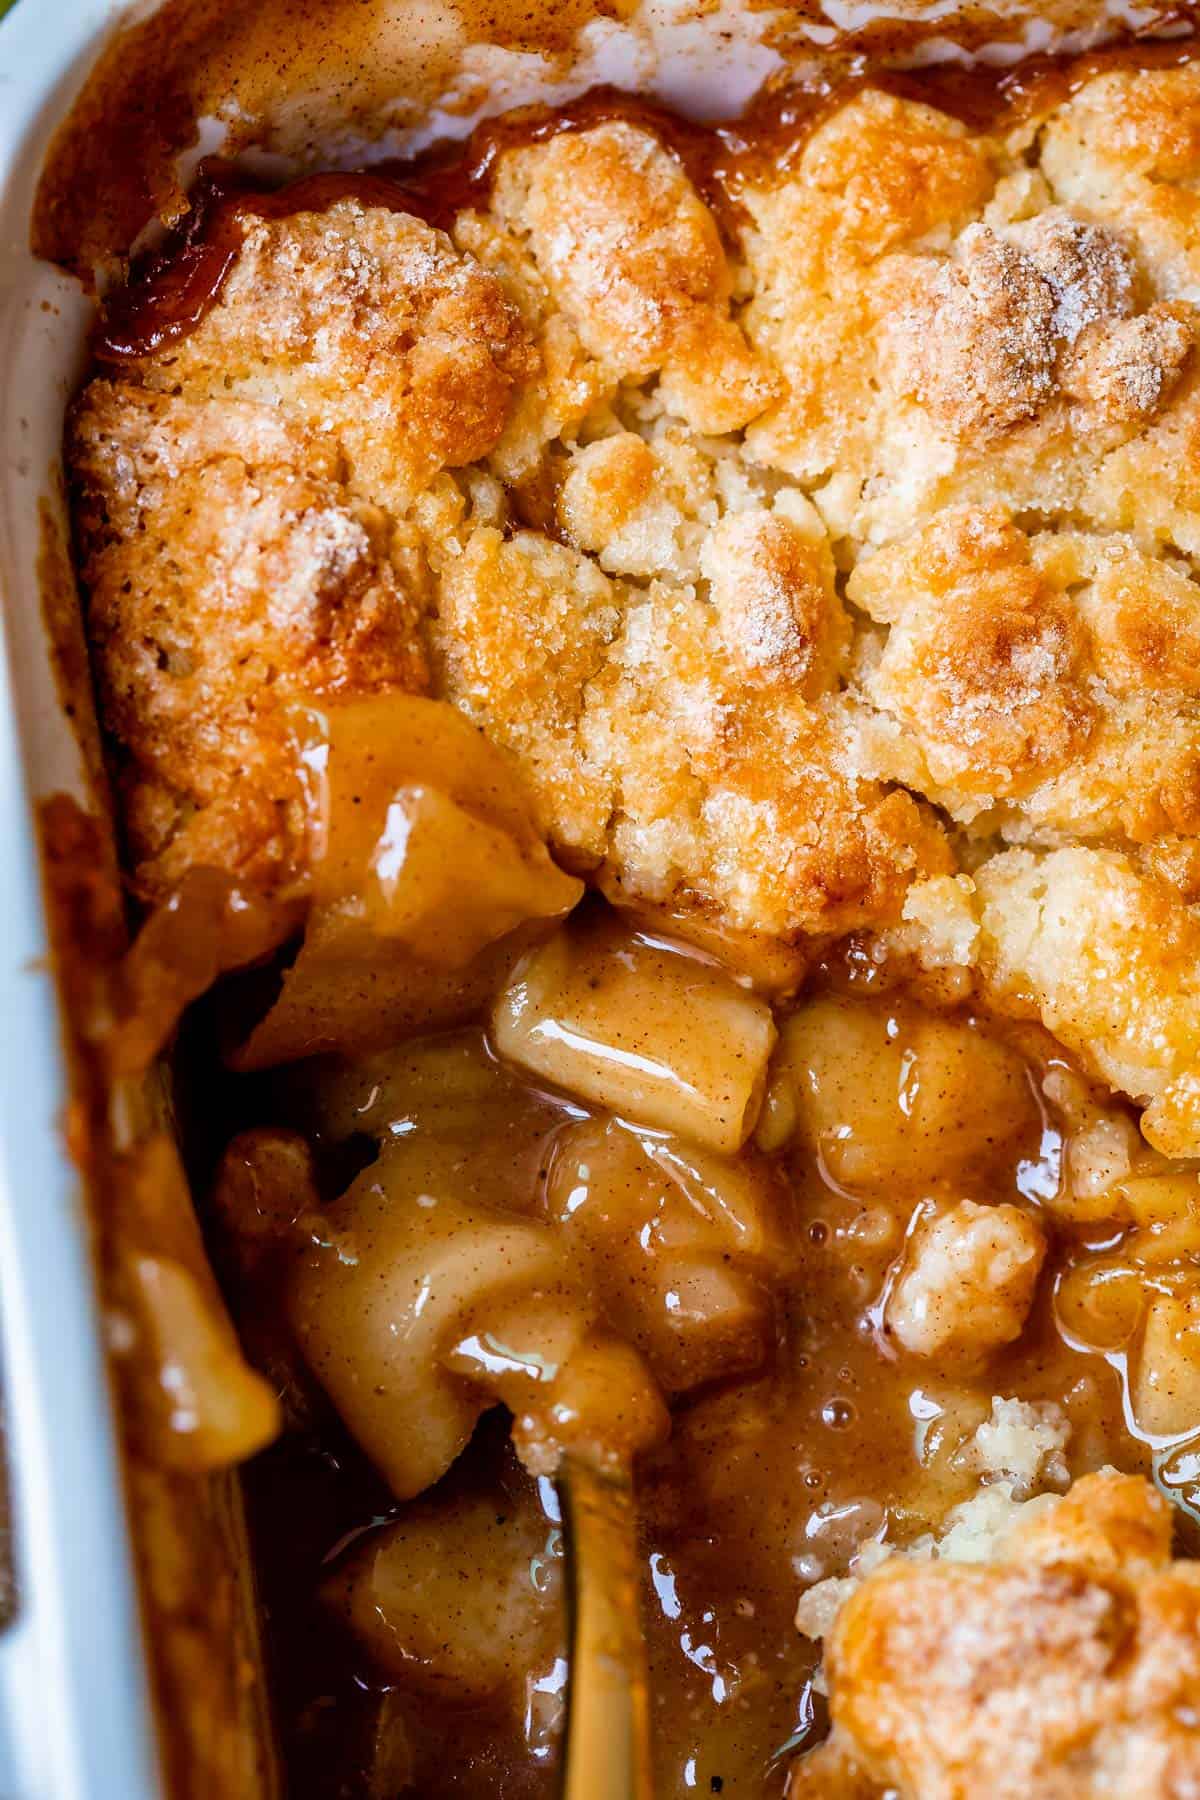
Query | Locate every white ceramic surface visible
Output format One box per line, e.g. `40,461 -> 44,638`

0,1 -> 1184,1795
0,2 -> 164,1795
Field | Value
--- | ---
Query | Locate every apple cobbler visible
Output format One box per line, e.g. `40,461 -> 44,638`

62,38 -> 1200,1800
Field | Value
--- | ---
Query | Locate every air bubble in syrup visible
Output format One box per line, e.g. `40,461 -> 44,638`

821,1398 -> 855,1431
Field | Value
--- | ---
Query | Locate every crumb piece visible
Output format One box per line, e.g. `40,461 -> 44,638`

741,87 -> 991,486
892,225 -> 1058,440
557,430 -> 716,581
849,510 -> 1200,850
1039,61 -> 1200,297
701,509 -> 850,696
796,1461 -> 1067,1652
431,527 -> 622,860
959,1396 -> 1070,1496
886,1200 -> 1045,1361
139,200 -> 535,516
431,511 -> 950,939
1010,207 -> 1138,345
1042,1067 -> 1141,1215
1141,836 -> 1200,903
740,70 -> 1200,554
452,206 -> 608,483
930,1480 -> 1063,1565
848,505 -> 1092,804
894,874 -> 980,969
1062,304 -> 1193,423
497,122 -> 776,434
796,1538 -> 894,1648
973,847 -> 1200,1156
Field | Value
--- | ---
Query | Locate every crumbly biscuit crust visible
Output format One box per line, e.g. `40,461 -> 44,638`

794,1473 -> 1200,1800
69,60 -> 1200,1138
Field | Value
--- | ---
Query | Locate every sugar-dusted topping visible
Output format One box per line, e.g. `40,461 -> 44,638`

493,121 -> 776,436
888,207 -> 1182,444
794,1473 -> 1200,1800
701,507 -> 849,696
891,225 -> 1058,441
451,205 -> 608,485
1012,208 -> 1138,345
431,516 -> 950,938
557,429 -> 718,582
741,87 -> 993,490
1063,303 -> 1195,423
430,526 -> 621,862
847,507 -> 1200,849
138,200 -> 535,516
1039,61 -> 1200,295
740,71 -> 1198,554
68,383 -> 429,894
68,200 -> 541,893
975,846 -> 1200,1157
847,505 -> 1093,803
62,50 -> 1200,1138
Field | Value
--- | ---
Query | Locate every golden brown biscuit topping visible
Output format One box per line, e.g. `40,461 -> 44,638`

798,1474 -> 1200,1800
68,66 -> 1200,1138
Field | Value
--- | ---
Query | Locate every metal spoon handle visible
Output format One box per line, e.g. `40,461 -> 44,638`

559,1453 -> 654,1800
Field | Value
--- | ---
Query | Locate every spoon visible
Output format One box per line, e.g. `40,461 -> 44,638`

559,1450 -> 654,1800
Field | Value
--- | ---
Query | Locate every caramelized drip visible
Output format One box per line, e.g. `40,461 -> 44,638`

94,89 -> 742,359
96,163 -> 430,359
94,32 -> 1200,365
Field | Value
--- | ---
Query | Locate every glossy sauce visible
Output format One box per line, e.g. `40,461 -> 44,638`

196,934 -> 1150,1800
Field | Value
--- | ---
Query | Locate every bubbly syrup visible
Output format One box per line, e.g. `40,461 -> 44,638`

195,937 -> 1148,1799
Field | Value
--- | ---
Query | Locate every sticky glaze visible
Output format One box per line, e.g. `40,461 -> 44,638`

92,33 -> 1200,364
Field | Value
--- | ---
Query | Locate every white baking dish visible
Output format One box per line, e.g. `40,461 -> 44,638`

0,0 -> 1188,1794
0,2 -> 165,1794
